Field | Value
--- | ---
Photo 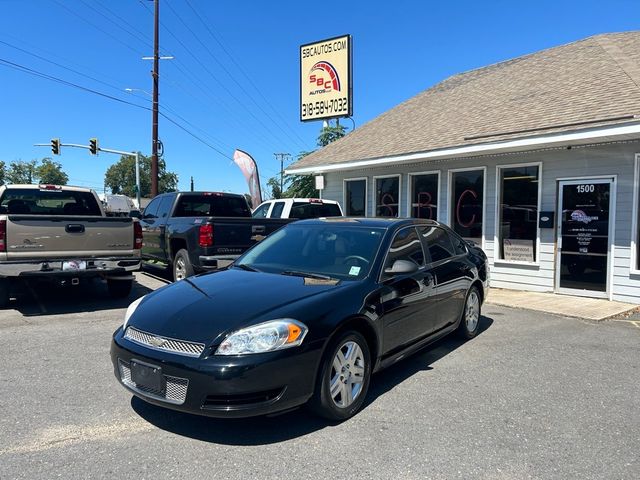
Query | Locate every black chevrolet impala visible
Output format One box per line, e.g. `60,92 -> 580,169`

111,218 -> 489,420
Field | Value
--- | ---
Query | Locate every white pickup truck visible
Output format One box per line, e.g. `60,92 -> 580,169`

0,184 -> 142,307
252,198 -> 343,219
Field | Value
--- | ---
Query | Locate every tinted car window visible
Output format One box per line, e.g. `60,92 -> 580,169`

270,201 -> 285,218
155,196 -> 174,219
420,226 -> 455,262
143,197 -> 161,219
289,202 -> 342,219
252,203 -> 270,218
174,194 -> 250,217
450,231 -> 468,255
0,188 -> 101,216
384,227 -> 425,272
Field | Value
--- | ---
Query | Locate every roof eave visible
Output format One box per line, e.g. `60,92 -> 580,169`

286,121 -> 640,175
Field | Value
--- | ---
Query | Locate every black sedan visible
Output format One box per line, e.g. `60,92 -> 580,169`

111,218 -> 489,420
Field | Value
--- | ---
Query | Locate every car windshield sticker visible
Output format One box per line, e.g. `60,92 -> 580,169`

349,266 -> 361,276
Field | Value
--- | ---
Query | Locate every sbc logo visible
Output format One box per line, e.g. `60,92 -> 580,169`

308,61 -> 341,94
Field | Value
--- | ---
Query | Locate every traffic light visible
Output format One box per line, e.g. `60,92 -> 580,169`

89,138 -> 98,155
51,138 -> 61,155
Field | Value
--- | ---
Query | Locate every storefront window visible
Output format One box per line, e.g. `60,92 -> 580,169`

410,173 -> 438,219
498,165 -> 539,262
345,179 -> 366,216
450,169 -> 484,245
375,176 -> 400,217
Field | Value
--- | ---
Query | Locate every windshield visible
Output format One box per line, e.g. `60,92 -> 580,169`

236,223 -> 385,280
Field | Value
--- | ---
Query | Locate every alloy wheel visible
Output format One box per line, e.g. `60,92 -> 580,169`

329,340 -> 366,408
465,290 -> 480,332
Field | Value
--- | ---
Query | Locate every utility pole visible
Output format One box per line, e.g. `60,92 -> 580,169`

150,0 -> 160,197
274,153 -> 290,196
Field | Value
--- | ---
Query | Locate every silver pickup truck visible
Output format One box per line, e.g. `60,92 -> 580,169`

0,184 -> 142,307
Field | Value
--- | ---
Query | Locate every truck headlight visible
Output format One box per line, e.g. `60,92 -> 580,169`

215,319 -> 308,355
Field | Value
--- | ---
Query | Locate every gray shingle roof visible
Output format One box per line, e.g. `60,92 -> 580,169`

289,31 -> 640,172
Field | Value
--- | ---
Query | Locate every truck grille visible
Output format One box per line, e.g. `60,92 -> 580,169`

118,359 -> 188,405
124,327 -> 205,357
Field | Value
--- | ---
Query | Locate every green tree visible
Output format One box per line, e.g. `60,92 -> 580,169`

268,123 -> 347,198
104,152 -> 178,197
36,158 -> 69,185
6,160 -> 38,184
0,161 -> 5,186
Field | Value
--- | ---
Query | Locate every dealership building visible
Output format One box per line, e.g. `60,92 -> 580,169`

288,31 -> 640,303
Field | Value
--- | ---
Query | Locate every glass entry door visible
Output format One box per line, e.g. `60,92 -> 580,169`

556,178 -> 613,297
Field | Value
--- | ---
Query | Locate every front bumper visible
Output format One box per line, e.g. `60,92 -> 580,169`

110,327 -> 323,418
0,257 -> 141,278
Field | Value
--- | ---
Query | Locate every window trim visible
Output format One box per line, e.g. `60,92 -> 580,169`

343,177 -> 368,217
493,161 -> 542,267
447,166 -> 487,251
373,174 -> 402,218
407,170 -> 441,221
631,154 -> 640,275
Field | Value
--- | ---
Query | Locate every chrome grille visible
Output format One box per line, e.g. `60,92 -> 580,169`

124,327 -> 205,357
118,359 -> 188,405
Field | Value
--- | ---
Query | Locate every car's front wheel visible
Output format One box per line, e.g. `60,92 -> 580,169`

458,286 -> 481,339
309,330 -> 371,421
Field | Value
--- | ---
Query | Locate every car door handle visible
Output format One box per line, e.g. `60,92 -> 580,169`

252,225 -> 266,234
65,224 -> 85,233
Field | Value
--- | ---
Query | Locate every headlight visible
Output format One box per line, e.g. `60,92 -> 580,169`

215,319 -> 308,355
123,295 -> 145,329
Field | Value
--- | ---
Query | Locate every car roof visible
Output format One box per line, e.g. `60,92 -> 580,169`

291,217 -> 440,229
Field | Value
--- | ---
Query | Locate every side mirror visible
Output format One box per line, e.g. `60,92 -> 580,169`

384,259 -> 419,276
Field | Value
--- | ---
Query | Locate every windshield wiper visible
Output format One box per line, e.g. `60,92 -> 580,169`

281,270 -> 335,281
235,263 -> 260,272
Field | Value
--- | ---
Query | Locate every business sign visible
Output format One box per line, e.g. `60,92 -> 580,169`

300,35 -> 352,122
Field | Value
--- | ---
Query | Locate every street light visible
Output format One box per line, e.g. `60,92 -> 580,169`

124,87 -> 152,97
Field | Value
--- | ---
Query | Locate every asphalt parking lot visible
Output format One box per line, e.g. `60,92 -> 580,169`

0,273 -> 638,480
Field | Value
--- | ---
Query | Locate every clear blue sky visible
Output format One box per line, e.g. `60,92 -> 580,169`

0,0 -> 637,196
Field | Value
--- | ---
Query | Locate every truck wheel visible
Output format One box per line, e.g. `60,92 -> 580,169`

173,249 -> 194,281
0,279 -> 10,308
107,278 -> 133,298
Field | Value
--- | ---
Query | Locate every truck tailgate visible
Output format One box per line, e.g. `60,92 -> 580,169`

202,218 -> 290,253
5,215 -> 135,259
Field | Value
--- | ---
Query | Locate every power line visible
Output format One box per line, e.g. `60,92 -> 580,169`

49,0 -> 145,56
184,0 -> 309,148
162,0 -> 305,151
0,57 -> 232,160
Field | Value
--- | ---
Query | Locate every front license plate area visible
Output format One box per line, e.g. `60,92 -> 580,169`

130,360 -> 164,392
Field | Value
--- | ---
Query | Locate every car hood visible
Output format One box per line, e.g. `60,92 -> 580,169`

127,268 -> 347,344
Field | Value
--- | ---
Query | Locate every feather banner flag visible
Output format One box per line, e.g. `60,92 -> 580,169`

233,149 -> 262,209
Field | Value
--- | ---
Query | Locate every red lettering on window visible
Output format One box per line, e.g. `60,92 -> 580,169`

456,189 -> 478,228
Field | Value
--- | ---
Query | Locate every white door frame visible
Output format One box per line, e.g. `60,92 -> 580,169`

555,176 -> 616,299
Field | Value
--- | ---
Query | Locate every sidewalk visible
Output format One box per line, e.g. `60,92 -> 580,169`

485,288 -> 639,321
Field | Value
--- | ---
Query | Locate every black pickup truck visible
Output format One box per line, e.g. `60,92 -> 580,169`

140,192 -> 290,281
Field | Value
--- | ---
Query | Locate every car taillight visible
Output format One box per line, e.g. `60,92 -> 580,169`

0,220 -> 6,252
133,221 -> 143,249
199,224 -> 213,248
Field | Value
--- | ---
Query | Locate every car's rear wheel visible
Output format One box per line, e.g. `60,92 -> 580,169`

173,249 -> 194,281
309,330 -> 371,421
458,286 -> 481,339
107,278 -> 133,298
